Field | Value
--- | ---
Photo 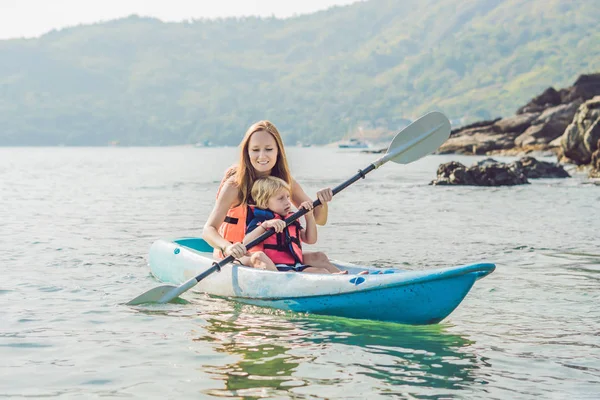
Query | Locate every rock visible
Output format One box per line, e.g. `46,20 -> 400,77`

515,121 -> 564,147
535,101 -> 582,125
514,102 -> 582,147
470,164 -> 529,186
590,139 -> 600,178
430,160 -> 529,186
517,87 -> 562,114
437,125 -> 515,155
431,161 -> 479,185
473,157 -> 499,167
559,96 -> 600,165
488,144 -> 561,157
559,73 -> 600,104
450,118 -> 501,136
440,73 -> 600,159
511,156 -> 570,178
430,157 -> 569,186
433,161 -> 474,185
494,113 -> 540,135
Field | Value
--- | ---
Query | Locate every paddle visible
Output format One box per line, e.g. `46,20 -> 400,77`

126,111 -> 451,306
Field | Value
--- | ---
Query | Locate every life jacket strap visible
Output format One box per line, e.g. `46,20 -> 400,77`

224,216 -> 239,224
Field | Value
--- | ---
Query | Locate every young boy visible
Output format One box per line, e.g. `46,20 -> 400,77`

241,176 -> 347,274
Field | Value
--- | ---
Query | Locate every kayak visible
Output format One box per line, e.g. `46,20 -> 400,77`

148,238 -> 495,325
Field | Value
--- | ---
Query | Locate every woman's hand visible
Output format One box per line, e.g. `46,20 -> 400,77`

261,219 -> 286,233
316,188 -> 333,205
223,242 -> 247,259
299,200 -> 314,214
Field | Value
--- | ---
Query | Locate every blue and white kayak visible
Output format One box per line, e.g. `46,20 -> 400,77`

148,238 -> 495,325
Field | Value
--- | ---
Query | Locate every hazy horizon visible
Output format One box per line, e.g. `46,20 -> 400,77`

0,0 -> 362,40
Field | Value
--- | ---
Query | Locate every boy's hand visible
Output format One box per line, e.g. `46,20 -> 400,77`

299,200 -> 314,215
262,219 -> 286,233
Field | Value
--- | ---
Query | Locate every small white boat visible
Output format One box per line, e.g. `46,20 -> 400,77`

338,138 -> 369,149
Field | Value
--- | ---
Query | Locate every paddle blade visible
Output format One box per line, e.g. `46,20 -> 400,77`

126,284 -> 179,305
385,111 -> 451,165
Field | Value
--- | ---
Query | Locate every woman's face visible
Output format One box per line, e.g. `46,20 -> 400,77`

248,130 -> 278,175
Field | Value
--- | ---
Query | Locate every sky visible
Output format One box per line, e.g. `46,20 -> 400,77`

0,0 -> 361,39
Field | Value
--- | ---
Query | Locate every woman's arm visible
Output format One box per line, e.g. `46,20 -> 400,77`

291,178 -> 330,226
202,180 -> 246,258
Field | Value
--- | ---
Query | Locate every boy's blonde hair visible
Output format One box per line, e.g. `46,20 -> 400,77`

251,176 -> 291,209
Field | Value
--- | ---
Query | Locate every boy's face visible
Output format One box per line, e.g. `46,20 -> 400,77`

267,188 -> 292,216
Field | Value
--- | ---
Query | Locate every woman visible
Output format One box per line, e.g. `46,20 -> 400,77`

202,120 -> 336,270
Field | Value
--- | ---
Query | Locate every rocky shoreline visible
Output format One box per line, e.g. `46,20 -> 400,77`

431,73 -> 600,185
430,157 -> 570,186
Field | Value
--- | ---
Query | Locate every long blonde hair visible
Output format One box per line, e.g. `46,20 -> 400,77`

235,120 -> 292,205
251,176 -> 291,209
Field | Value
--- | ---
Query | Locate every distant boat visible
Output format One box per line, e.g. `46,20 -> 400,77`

194,140 -> 213,147
338,138 -> 369,149
296,141 -> 312,147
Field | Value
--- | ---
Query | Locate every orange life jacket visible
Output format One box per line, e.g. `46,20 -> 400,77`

214,167 -> 247,259
246,206 -> 303,266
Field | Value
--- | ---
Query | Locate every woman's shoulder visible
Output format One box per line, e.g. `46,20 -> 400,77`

218,166 -> 239,189
223,175 -> 239,187
224,165 -> 238,179
289,176 -> 306,194
216,166 -> 241,202
219,177 -> 240,197
216,181 -> 243,209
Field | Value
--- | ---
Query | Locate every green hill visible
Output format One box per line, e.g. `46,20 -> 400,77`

1,0 -> 599,145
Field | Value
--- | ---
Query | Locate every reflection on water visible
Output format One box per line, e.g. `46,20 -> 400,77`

187,303 -> 487,398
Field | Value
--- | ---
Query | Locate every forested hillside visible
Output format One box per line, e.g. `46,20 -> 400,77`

1,0 -> 599,145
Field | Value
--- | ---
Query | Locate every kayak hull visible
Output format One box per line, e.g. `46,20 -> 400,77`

148,238 -> 495,325
231,274 -> 477,324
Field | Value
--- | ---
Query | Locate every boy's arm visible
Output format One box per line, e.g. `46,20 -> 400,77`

300,212 -> 317,244
243,222 -> 268,245
243,219 -> 285,245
